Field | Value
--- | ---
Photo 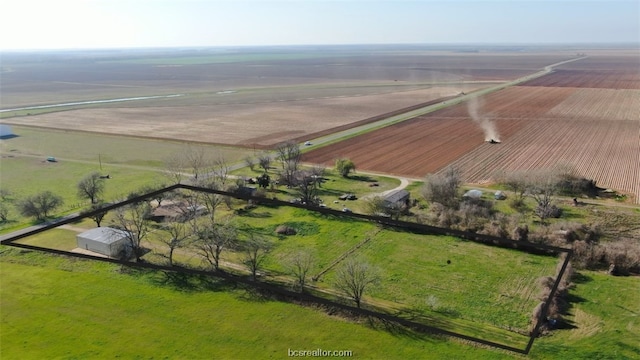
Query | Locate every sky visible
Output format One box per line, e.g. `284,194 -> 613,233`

0,0 -> 638,50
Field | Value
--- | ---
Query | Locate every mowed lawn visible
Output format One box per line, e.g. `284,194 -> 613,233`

0,249 -> 514,360
1,247 -> 638,359
0,155 -> 163,233
0,125 -> 250,167
354,230 -> 558,329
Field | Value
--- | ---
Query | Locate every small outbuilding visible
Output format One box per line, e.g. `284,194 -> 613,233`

383,189 -> 410,209
0,124 -> 15,139
76,227 -> 132,258
463,189 -> 483,200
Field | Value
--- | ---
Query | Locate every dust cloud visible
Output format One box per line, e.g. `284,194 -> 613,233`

467,95 -> 500,142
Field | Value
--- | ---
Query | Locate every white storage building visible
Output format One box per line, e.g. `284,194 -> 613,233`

0,124 -> 14,138
76,227 -> 132,258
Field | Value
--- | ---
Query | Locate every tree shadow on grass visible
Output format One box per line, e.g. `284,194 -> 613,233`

238,210 -> 272,218
152,270 -> 237,293
572,272 -> 593,284
348,175 -> 376,183
235,285 -> 276,303
365,316 -> 434,341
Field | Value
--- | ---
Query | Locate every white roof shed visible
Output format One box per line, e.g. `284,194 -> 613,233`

0,124 -> 14,138
76,227 -> 132,258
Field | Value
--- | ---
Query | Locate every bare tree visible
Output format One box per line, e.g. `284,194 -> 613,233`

334,258 -> 380,308
527,169 -> 562,224
140,182 -> 169,207
185,145 -> 207,181
296,172 -> 321,206
164,152 -> 186,184
244,156 -> 256,171
242,234 -> 273,281
285,250 -> 316,292
276,141 -> 301,186
17,191 -> 63,221
195,157 -> 231,221
112,202 -> 151,262
422,166 -> 462,209
363,196 -> 387,217
310,165 -> 326,187
77,172 -> 105,204
161,220 -> 191,266
82,201 -> 109,227
501,170 -> 529,208
172,189 -> 202,229
258,152 -> 272,173
196,221 -> 237,271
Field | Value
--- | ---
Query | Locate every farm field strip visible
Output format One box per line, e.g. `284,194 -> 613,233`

433,86 -> 577,119
522,69 -> 640,89
446,119 -> 640,203
547,88 -> 640,121
302,117 -> 530,176
3,86 -> 478,147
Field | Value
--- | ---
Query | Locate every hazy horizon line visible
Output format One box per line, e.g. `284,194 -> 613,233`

2,41 -> 639,53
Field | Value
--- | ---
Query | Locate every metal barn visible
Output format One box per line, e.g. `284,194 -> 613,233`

76,227 -> 132,258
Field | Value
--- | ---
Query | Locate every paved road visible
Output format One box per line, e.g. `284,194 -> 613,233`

0,212 -> 80,243
300,56 -> 589,151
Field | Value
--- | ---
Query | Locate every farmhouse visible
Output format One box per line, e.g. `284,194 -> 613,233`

149,201 -> 207,222
76,227 -> 132,258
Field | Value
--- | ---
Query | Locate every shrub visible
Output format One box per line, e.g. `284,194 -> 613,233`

275,225 -> 297,236
602,239 -> 640,275
422,167 -> 462,210
512,225 -> 529,241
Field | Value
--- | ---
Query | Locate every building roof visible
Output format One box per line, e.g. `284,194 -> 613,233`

384,189 -> 410,204
77,227 -> 130,244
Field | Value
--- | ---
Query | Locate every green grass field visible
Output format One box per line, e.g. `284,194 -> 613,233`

1,125 -> 249,167
12,199 -> 555,348
1,246 -> 637,359
0,126 -> 252,233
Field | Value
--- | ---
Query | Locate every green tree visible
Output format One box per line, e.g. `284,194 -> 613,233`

82,201 -> 109,227
77,172 -> 105,204
18,191 -> 64,221
0,202 -> 10,222
161,220 -> 192,267
196,221 -> 238,271
112,202 -> 151,262
335,158 -> 356,178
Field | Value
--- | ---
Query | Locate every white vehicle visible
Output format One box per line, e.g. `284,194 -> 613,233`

304,141 -> 312,146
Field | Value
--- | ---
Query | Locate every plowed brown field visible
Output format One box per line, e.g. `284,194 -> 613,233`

522,69 -> 640,89
303,64 -> 640,203
522,54 -> 640,89
446,119 -> 640,203
548,88 -> 640,121
301,116 -> 529,175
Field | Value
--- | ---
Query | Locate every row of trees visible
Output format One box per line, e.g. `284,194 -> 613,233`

110,184 -> 379,308
420,166 -> 567,225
